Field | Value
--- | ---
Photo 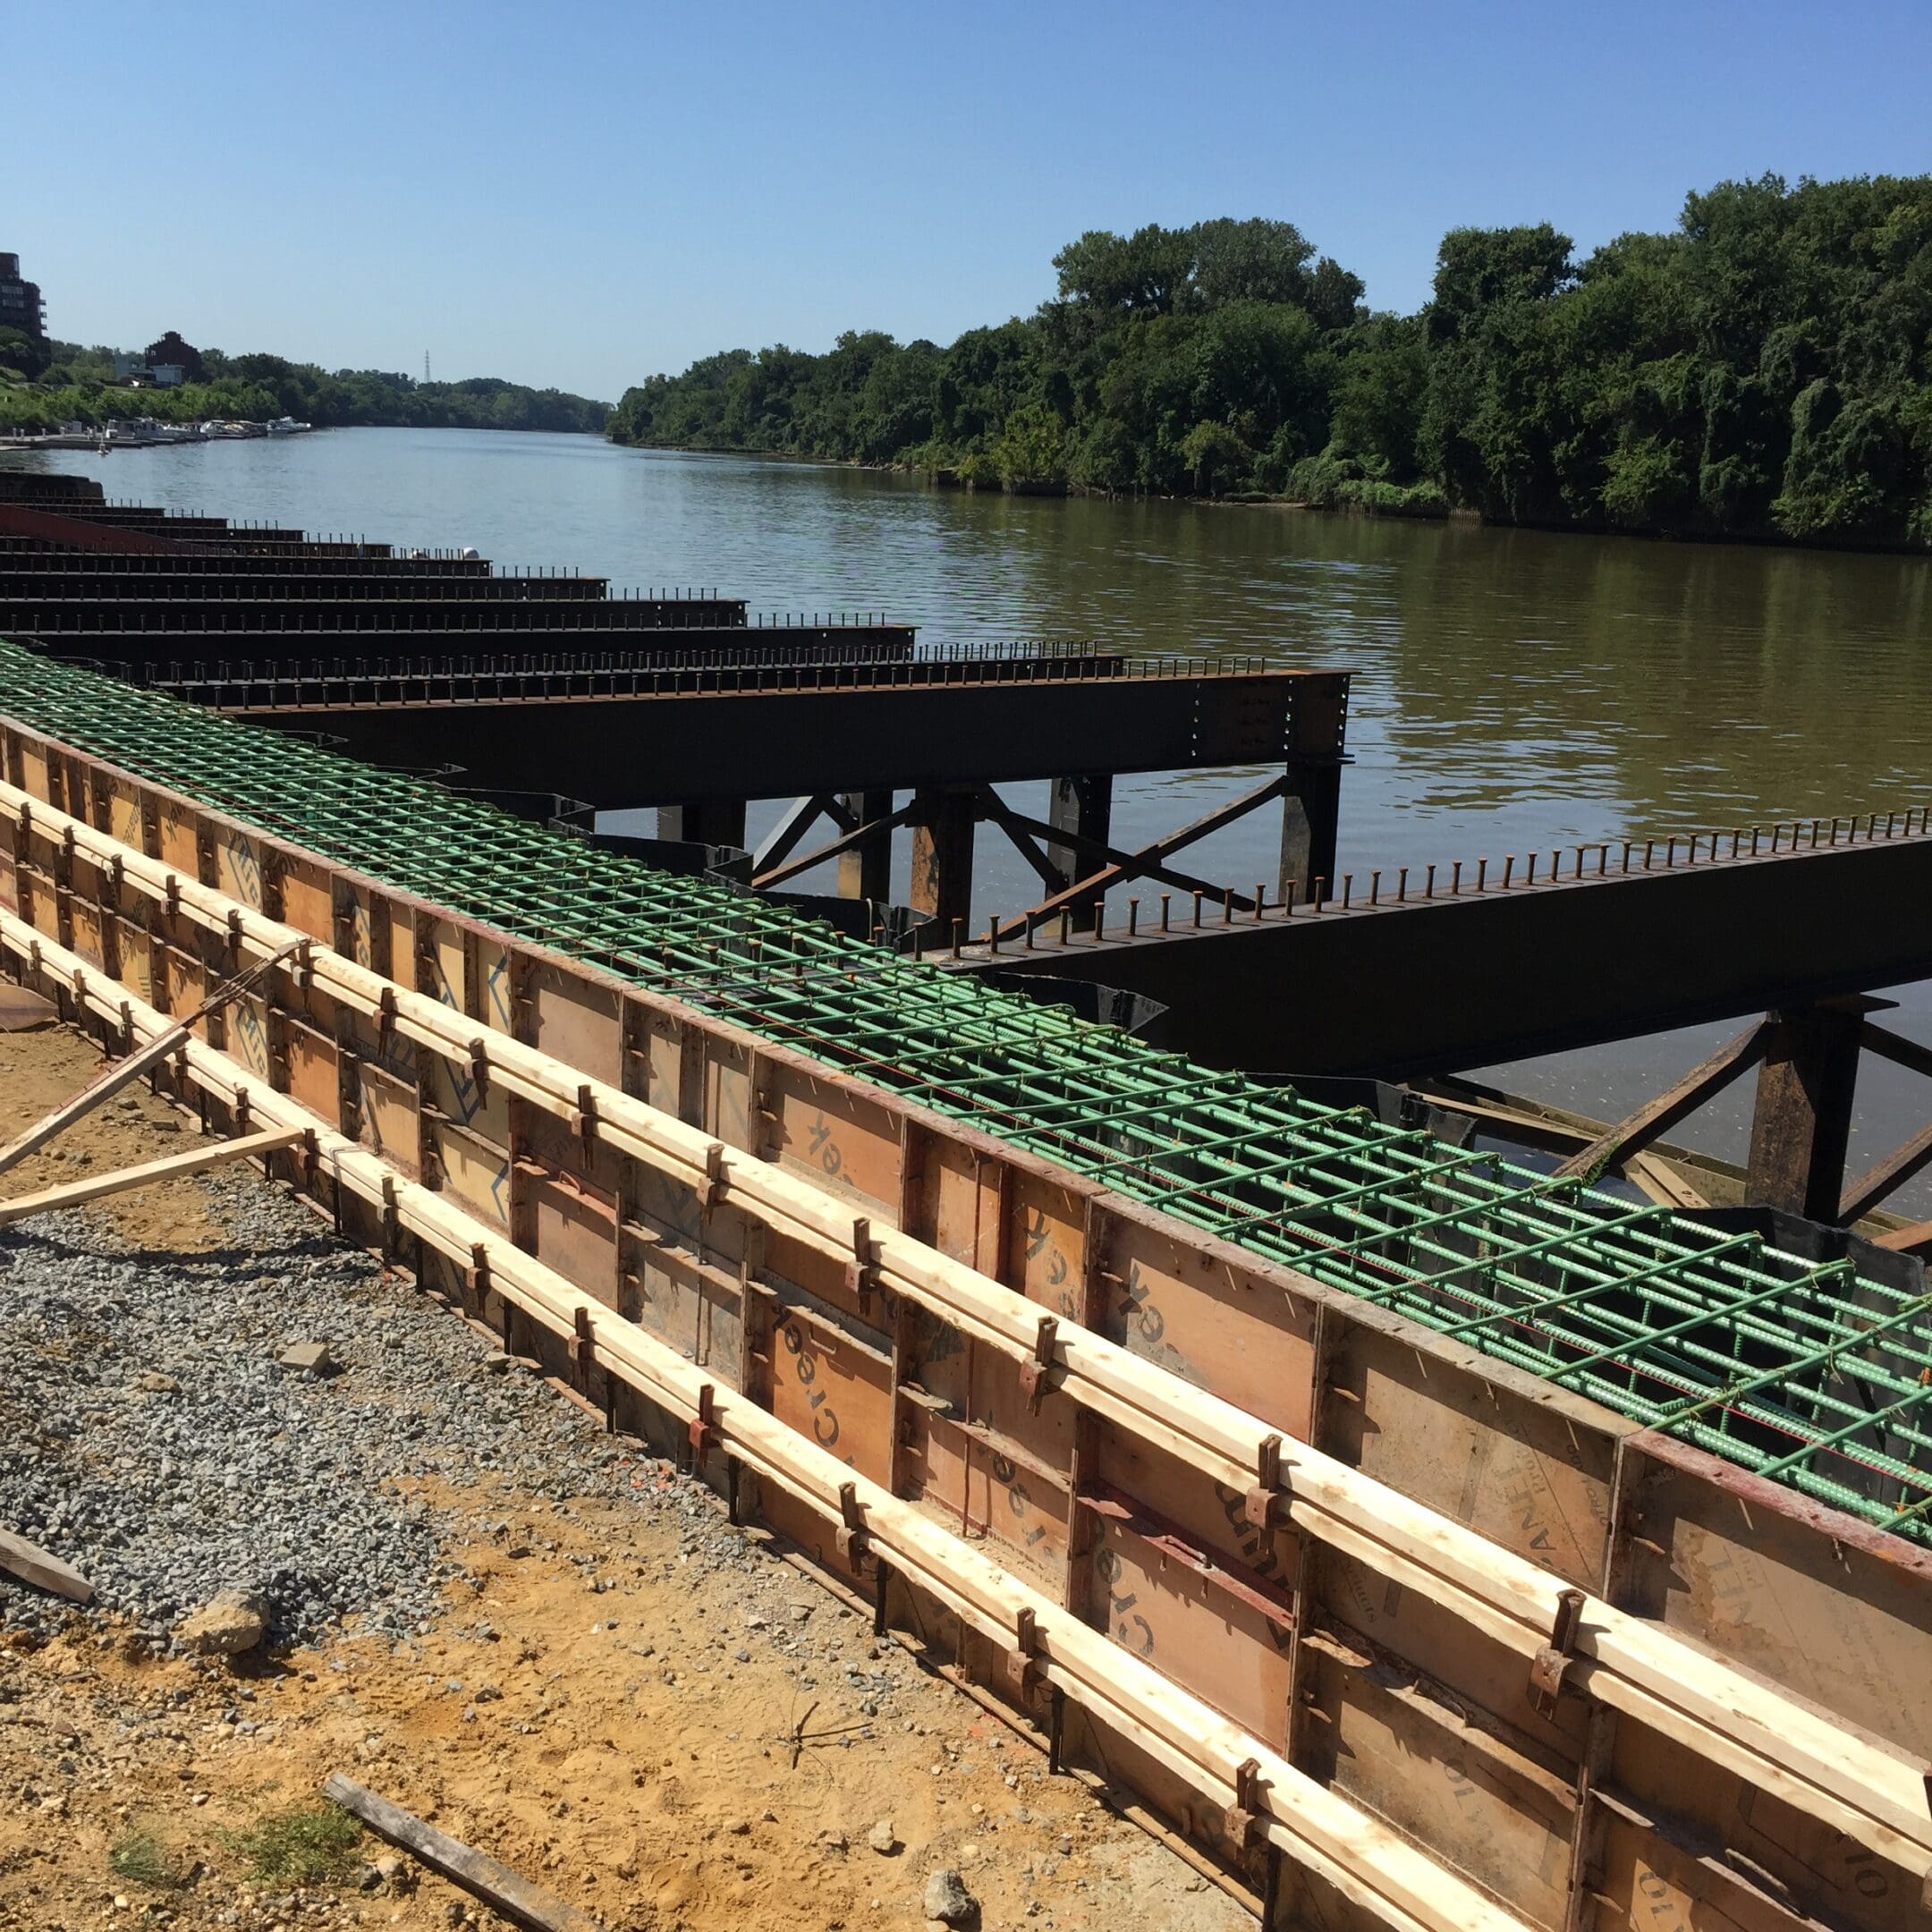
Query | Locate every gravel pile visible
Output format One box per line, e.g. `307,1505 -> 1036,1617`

0,1171 -> 670,1650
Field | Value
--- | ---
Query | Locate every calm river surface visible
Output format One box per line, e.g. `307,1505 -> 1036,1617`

15,428 -> 1932,1188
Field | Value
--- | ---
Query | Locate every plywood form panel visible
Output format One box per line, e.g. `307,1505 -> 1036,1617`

215,824 -> 267,911
909,1408 -> 1070,1587
67,894 -> 104,970
157,799 -> 199,874
277,855 -> 335,943
1316,1544 -> 1590,1762
227,993 -> 275,1084
15,738 -> 47,805
639,1009 -> 683,1114
284,1021 -> 343,1131
421,919 -> 466,1013
1612,1435 -> 1932,1756
528,1169 -> 619,1307
1009,1169 -> 1088,1319
1323,1319 -> 1623,1588
114,915 -> 153,1003
336,885 -> 375,970
760,1216 -> 871,1321
1098,1212 -> 1318,1437
1607,1716 -> 1923,1932
354,1062 -> 420,1178
1089,1513 -> 1293,1750
769,1304 -> 893,1485
26,875 -> 60,942
475,936 -> 513,1035
521,1102 -> 623,1200
1298,1634 -> 1574,1928
1091,1418 -> 1301,1586
1593,1802 -> 1896,1932
924,1136 -> 1006,1275
703,1036 -> 754,1155
622,1216 -> 703,1354
618,1220 -> 743,1385
105,778 -> 143,851
765,1065 -> 902,1223
425,1045 -> 510,1146
432,1123 -> 513,1233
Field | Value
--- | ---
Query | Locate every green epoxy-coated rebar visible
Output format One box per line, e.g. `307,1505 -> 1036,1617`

4,636 -> 1929,1538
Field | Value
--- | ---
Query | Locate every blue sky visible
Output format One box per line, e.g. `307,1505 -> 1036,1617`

7,1 -> 1928,401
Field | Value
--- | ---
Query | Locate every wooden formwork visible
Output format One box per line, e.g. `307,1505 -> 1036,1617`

3,715 -> 1930,1932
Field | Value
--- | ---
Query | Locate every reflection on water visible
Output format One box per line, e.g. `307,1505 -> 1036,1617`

13,429 -> 1932,1191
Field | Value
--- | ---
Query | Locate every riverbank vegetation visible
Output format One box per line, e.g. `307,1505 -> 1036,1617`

609,175 -> 1932,547
0,340 -> 610,436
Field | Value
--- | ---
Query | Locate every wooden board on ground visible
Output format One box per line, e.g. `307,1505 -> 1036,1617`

0,981 -> 54,1030
320,1775 -> 601,1932
0,1527 -> 93,1602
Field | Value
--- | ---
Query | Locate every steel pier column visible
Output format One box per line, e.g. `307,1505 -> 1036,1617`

837,788 -> 894,902
1279,674 -> 1347,902
911,787 -> 976,938
1746,1000 -> 1865,1220
1045,775 -> 1114,930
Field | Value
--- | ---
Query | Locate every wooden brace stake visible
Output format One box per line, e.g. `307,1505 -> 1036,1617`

0,1125 -> 308,1230
321,1775 -> 601,1932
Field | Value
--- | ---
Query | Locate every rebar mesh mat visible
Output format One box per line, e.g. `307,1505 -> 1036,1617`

4,639 -> 1928,1541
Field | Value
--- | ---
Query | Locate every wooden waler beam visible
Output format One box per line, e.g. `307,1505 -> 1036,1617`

3,785 -> 1928,1888
0,917 -> 1526,1932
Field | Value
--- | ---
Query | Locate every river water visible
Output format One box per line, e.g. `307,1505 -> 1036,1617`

13,428 -> 1932,1190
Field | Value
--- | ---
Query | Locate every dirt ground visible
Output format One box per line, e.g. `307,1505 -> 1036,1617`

0,1018 -> 1248,1932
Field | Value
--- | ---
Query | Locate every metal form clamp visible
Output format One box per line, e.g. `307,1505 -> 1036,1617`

1019,1316 -> 1060,1411
1529,1587 -> 1587,1718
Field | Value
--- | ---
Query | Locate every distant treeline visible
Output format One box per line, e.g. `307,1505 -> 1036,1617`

0,339 -> 611,436
610,175 -> 1932,548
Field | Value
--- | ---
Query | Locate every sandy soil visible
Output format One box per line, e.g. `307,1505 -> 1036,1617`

0,1020 -> 1248,1932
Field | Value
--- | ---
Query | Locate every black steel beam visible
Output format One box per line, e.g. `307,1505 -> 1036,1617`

0,545 -> 488,577
198,667 -> 1328,807
0,569 -> 617,603
960,826 -> 1932,1076
0,597 -> 764,634
19,623 -> 912,668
